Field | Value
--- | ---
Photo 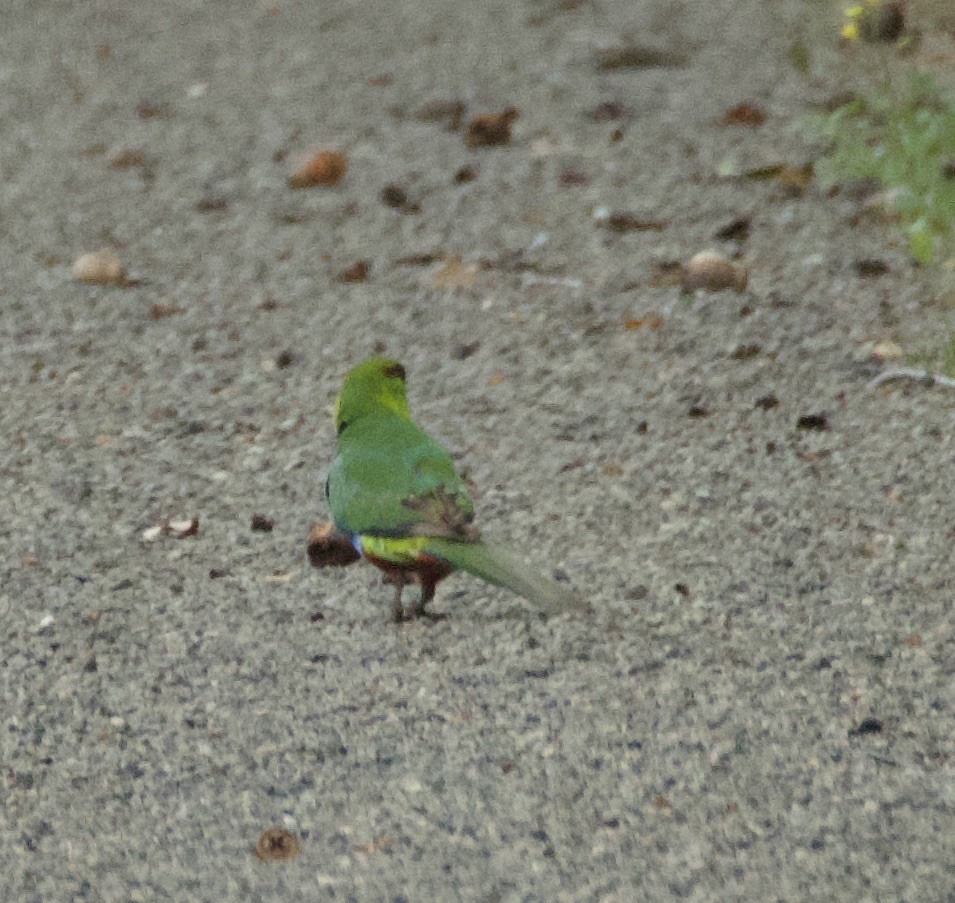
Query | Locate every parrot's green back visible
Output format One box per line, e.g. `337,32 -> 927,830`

328,413 -> 473,537
326,357 -> 581,614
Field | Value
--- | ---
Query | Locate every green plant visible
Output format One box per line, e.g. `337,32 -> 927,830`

806,71 -> 955,263
899,329 -> 955,379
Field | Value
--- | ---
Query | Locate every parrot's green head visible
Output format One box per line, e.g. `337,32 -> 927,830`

334,357 -> 411,434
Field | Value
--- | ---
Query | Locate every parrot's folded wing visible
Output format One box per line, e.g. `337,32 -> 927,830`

424,538 -> 589,616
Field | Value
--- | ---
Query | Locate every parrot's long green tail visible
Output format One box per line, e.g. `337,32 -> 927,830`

424,538 -> 585,615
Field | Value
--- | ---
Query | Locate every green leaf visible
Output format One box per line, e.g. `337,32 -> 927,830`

908,218 -> 935,263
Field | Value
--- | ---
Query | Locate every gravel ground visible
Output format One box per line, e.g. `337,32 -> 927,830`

1,0 -> 952,900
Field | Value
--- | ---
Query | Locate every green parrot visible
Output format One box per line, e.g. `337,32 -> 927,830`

311,356 -> 580,621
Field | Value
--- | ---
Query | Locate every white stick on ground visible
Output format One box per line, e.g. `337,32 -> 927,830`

867,368 -> 955,389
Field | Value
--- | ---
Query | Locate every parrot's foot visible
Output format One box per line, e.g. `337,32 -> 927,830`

404,581 -> 443,622
392,597 -> 446,623
381,573 -> 446,623
405,602 -> 447,622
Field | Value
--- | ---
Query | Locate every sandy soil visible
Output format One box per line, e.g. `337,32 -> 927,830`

1,0 -> 952,900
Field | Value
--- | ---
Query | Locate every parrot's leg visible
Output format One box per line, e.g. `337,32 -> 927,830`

408,577 -> 445,621
389,580 -> 406,623
379,570 -> 410,622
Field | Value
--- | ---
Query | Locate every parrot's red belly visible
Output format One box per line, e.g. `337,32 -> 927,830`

363,550 -> 453,587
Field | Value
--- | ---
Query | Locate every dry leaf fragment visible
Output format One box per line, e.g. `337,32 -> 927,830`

465,108 -> 518,148
731,343 -> 761,360
196,195 -> 228,213
681,251 -> 748,292
169,516 -> 200,538
560,457 -> 586,473
454,164 -> 478,184
414,98 -> 466,130
742,163 -> 784,181
585,100 -> 628,121
254,828 -> 300,861
430,256 -> 478,290
796,412 -> 828,431
136,99 -> 169,119
288,149 -> 347,188
559,168 -> 590,186
605,212 -> 667,233
73,248 -> 125,285
451,341 -> 480,360
394,252 -> 440,266
275,349 -> 296,369
871,341 -> 903,361
742,162 -> 814,195
775,163 -> 814,196
720,101 -> 766,127
622,312 -> 664,330
251,514 -> 274,532
855,258 -> 889,277
150,302 -> 185,319
380,183 -> 420,213
714,216 -> 752,242
338,260 -> 370,282
141,524 -> 166,542
265,570 -> 301,582
107,145 -> 148,169
648,260 -> 684,286
848,718 -> 884,736
595,45 -> 688,70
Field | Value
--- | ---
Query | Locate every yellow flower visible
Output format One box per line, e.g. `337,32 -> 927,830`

841,1 -> 876,40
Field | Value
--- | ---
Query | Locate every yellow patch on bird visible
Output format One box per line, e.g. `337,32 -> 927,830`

373,387 -> 412,418
359,534 -> 432,565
